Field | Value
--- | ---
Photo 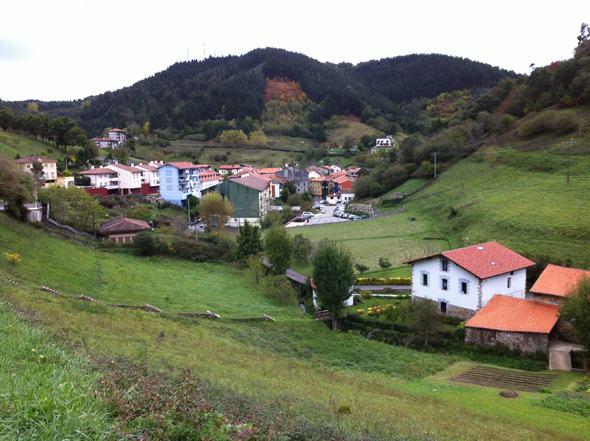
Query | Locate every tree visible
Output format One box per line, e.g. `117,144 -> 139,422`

577,22 -> 589,45
30,160 -> 45,197
38,186 -> 106,232
236,221 -> 262,264
263,225 -> 292,275
404,300 -> 444,348
561,277 -> 590,369
199,192 -> 234,231
218,129 -> 248,145
354,263 -> 369,274
26,102 -> 39,113
0,159 -> 34,219
378,257 -> 392,270
292,234 -> 312,264
312,241 -> 355,329
248,129 -> 268,145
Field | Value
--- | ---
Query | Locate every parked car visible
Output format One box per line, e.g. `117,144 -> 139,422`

292,216 -> 306,223
302,212 -> 314,219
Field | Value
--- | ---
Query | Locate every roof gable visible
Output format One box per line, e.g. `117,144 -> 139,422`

99,217 -> 150,234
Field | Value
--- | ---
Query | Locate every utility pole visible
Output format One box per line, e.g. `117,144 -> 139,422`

432,152 -> 438,179
186,195 -> 191,225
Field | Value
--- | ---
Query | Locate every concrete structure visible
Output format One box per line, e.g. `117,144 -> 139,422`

99,217 -> 151,244
408,242 -> 535,318
23,202 -> 43,223
79,167 -> 120,191
216,174 -> 271,225
218,164 -> 244,175
134,161 -> 162,194
158,162 -> 201,206
16,156 -> 58,186
277,166 -> 308,194
199,170 -> 223,191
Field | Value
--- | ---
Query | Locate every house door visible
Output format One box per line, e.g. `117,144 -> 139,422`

440,302 -> 447,313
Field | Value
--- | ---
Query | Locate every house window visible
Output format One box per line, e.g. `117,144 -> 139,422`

440,301 -> 447,313
422,273 -> 429,286
441,259 -> 449,272
507,277 -> 511,288
460,281 -> 468,294
441,278 -> 448,291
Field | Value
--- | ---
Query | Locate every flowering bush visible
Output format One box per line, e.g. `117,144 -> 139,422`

4,252 -> 22,265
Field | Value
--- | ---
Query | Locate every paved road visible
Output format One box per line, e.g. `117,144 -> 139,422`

285,205 -> 352,228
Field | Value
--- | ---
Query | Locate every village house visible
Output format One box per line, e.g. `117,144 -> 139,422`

16,156 -> 58,186
407,241 -> 535,318
529,264 -> 590,304
370,137 -> 396,154
199,170 -> 224,191
277,166 -> 308,194
218,164 -> 244,175
91,137 -> 119,149
79,166 -> 120,195
99,217 -> 151,244
134,161 -> 162,194
107,128 -> 127,145
158,162 -> 202,206
106,163 -> 143,194
215,174 -> 271,226
306,165 -> 330,179
464,295 -> 560,354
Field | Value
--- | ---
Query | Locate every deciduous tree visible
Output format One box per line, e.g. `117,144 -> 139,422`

312,241 -> 354,329
561,277 -> 590,369
263,225 -> 292,275
199,192 -> 234,231
236,221 -> 262,264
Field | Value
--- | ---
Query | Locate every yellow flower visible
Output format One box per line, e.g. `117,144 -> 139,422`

31,348 -> 36,352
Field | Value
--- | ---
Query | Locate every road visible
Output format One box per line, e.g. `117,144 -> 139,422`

353,285 -> 410,291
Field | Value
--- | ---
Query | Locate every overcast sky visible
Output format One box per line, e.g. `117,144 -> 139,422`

0,0 -> 586,101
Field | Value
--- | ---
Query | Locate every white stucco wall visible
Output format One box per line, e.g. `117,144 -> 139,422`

411,257 -> 528,312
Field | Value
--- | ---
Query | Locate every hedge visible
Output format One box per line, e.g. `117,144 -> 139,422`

355,276 -> 411,285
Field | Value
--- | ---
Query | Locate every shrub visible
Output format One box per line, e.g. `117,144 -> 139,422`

518,110 -> 579,138
378,257 -> 392,269
355,276 -> 411,285
4,252 -> 22,265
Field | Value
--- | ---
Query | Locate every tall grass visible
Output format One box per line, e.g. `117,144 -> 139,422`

0,299 -> 112,439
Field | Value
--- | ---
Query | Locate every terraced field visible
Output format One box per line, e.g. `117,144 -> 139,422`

452,365 -> 556,392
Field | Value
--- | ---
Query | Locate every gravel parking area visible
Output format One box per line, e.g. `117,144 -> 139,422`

285,205 -> 352,228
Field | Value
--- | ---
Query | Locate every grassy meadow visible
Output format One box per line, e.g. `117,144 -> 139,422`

291,211 -> 450,275
0,298 -> 112,439
405,146 -> 590,267
0,129 -> 63,160
2,214 -> 589,440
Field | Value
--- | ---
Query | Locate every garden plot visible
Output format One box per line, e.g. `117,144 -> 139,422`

452,365 -> 556,392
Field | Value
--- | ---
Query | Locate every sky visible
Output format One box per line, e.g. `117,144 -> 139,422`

0,0 -> 587,101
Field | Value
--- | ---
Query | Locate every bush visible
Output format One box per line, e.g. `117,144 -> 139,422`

378,257 -> 392,269
132,232 -> 233,262
518,110 -> 579,138
4,252 -> 22,265
355,276 -> 411,285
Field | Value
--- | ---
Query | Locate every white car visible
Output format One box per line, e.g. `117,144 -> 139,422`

302,212 -> 314,220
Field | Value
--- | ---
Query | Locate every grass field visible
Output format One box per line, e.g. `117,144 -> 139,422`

325,116 -> 382,146
292,212 -> 450,274
405,146 -> 590,267
1,215 -> 589,440
0,297 -> 112,439
0,130 -> 63,160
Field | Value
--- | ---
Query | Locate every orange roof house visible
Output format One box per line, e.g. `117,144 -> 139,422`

99,217 -> 151,244
465,295 -> 560,354
466,295 -> 560,334
530,264 -> 590,299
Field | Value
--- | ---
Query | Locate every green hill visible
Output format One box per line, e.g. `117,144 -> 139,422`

2,214 -> 589,440
406,143 -> 590,266
0,129 -> 64,161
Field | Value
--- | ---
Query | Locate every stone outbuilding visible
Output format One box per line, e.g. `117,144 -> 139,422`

465,295 -> 560,354
99,217 -> 151,244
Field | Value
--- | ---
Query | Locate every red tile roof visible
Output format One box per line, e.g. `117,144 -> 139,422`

233,175 -> 269,192
441,242 -> 534,279
99,217 -> 150,235
257,167 -> 281,174
530,264 -> 590,298
465,295 -> 559,334
79,167 -> 118,175
107,164 -> 143,173
161,161 -> 199,169
135,164 -> 158,172
408,242 -> 534,279
15,156 -> 56,164
219,164 -> 242,170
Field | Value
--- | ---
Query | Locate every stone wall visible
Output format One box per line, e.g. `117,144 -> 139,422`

413,297 -> 475,319
465,328 -> 549,354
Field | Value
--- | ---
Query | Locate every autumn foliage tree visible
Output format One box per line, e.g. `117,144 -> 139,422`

199,192 -> 234,231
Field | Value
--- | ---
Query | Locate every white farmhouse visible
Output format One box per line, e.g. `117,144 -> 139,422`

407,241 -> 535,318
107,128 -> 127,145
105,163 -> 143,194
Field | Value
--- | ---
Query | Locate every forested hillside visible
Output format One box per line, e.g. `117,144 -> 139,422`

2,48 -> 513,136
